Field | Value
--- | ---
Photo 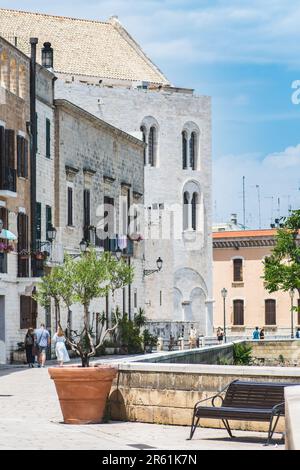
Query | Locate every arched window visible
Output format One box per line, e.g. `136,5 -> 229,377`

182,131 -> 187,169
140,125 -> 146,165
148,126 -> 156,167
183,192 -> 189,230
0,49 -> 9,89
10,58 -> 18,95
233,300 -> 244,325
233,258 -> 243,282
191,192 -> 198,230
18,65 -> 27,99
189,132 -> 196,170
265,299 -> 276,325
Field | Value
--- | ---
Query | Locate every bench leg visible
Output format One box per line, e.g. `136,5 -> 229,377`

266,414 -> 281,446
188,413 -> 200,440
222,419 -> 234,438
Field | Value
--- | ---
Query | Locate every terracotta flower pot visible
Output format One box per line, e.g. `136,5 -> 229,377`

48,365 -> 117,424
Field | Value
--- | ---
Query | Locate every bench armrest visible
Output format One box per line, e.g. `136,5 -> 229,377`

193,382 -> 233,410
272,402 -> 285,415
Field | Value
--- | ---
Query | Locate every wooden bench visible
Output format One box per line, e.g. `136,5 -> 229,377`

188,380 -> 300,445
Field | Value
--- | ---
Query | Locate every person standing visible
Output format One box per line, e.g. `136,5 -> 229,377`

35,323 -> 50,368
189,324 -> 197,349
24,327 -> 35,368
260,328 -> 265,340
252,326 -> 260,340
217,327 -> 224,343
296,328 -> 300,339
52,326 -> 70,367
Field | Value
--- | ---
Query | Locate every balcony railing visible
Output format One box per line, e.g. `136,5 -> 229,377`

103,236 -> 134,257
0,167 -> 16,193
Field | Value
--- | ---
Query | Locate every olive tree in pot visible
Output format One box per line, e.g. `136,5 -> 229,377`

34,249 -> 133,424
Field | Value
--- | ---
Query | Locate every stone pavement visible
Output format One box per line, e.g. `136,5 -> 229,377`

0,365 -> 284,450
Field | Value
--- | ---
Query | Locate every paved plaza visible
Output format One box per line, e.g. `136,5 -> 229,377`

0,363 -> 285,450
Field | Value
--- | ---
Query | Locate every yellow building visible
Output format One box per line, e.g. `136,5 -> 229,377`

213,229 -> 300,339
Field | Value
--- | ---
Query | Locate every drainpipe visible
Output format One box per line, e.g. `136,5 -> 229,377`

30,38 -> 38,276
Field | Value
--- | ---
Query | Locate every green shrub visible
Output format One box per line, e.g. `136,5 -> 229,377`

233,343 -> 252,365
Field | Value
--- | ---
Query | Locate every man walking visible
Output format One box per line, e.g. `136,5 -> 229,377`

35,324 -> 50,368
252,326 -> 260,340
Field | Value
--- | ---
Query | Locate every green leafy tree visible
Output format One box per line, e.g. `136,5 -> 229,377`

264,210 -> 300,297
35,249 -> 134,367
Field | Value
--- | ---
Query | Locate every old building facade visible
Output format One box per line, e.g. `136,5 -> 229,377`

54,99 -> 145,331
213,229 -> 299,338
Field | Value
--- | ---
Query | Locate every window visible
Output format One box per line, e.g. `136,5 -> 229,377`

45,205 -> 52,241
20,295 -> 37,329
36,202 -> 41,240
83,189 -> 91,241
189,132 -> 196,170
17,213 -> 29,277
182,131 -> 187,169
46,118 -> 51,158
183,192 -> 189,230
17,136 -> 28,178
148,126 -> 156,167
233,259 -> 243,282
134,289 -> 137,309
5,129 -> 15,169
191,193 -> 198,231
67,186 -> 73,226
265,299 -> 276,325
233,299 -> 244,325
140,126 -> 146,165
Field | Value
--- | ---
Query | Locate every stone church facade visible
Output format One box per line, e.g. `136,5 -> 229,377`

0,9 -> 213,339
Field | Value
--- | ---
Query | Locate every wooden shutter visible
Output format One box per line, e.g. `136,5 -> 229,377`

0,207 -> 8,230
233,299 -> 244,325
6,129 -> 15,169
233,259 -> 243,282
67,187 -> 73,226
0,126 -> 5,187
24,139 -> 28,178
36,202 -> 41,240
265,299 -> 276,325
46,205 -> 52,240
20,296 -> 37,329
46,118 -> 51,158
17,135 -> 22,176
83,189 -> 91,241
18,213 -> 29,277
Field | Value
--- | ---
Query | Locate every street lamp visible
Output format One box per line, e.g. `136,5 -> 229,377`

143,257 -> 163,276
289,289 -> 295,339
47,225 -> 57,243
221,288 -> 228,343
79,238 -> 88,253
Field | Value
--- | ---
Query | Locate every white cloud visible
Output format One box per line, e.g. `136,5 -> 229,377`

213,144 -> 300,228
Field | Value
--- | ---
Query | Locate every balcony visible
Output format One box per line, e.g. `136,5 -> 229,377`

103,236 -> 134,257
0,167 -> 17,197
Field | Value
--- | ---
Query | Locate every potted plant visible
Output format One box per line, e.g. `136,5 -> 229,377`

143,329 -> 158,353
34,249 -> 133,424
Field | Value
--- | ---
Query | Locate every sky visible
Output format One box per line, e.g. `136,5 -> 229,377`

1,0 -> 300,228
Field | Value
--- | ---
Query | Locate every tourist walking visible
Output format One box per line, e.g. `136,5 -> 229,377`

296,328 -> 300,339
24,327 -> 35,368
260,328 -> 265,340
52,326 -> 70,367
252,326 -> 260,340
35,323 -> 50,368
217,327 -> 224,343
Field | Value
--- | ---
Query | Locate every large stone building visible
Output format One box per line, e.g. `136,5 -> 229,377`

0,9 -> 213,340
213,229 -> 300,338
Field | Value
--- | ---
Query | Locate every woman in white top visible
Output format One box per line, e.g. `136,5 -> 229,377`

52,326 -> 70,366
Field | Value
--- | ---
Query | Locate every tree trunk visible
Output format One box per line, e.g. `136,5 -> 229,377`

81,355 -> 90,367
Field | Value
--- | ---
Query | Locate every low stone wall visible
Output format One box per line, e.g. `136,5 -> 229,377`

285,385 -> 300,450
246,340 -> 300,365
136,343 -> 233,365
108,361 -> 300,433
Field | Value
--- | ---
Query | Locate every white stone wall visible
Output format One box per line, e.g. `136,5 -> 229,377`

55,81 -> 213,336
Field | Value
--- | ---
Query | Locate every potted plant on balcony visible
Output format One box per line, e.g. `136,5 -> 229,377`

34,249 -> 133,424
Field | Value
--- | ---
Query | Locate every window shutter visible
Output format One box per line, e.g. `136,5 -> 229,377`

46,205 -> 52,241
7,129 -> 15,169
17,135 -> 22,176
83,189 -> 90,227
46,118 -> 51,158
233,259 -> 243,282
0,207 -> 8,230
36,202 -> 41,240
233,300 -> 244,325
265,300 -> 276,325
24,139 -> 28,178
18,213 -> 29,277
20,296 -> 37,329
0,126 -> 5,187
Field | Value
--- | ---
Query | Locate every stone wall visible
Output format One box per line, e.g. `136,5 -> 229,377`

246,340 -> 300,365
108,361 -> 300,432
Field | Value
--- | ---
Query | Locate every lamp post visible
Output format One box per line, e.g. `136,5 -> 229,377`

221,288 -> 228,343
79,238 -> 88,254
289,289 -> 295,339
143,257 -> 163,276
47,225 -> 57,243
